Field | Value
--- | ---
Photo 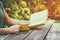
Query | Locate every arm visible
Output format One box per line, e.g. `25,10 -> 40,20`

0,25 -> 20,34
0,1 -> 20,25
0,1 -> 19,25
4,9 -> 12,25
4,9 -> 21,25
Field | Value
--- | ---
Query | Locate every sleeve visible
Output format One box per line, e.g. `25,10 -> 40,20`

0,1 -> 4,11
0,1 -> 4,28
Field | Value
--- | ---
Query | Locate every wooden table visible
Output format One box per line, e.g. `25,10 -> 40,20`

45,23 -> 60,40
0,23 -> 58,40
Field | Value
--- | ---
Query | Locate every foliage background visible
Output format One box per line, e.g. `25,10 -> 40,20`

1,0 -> 30,20
1,0 -> 60,20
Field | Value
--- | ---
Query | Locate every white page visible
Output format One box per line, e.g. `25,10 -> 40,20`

29,10 -> 48,26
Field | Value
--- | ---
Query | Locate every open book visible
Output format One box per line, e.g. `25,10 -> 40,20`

29,10 -> 48,27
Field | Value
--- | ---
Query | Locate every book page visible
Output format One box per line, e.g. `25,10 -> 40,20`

29,10 -> 48,26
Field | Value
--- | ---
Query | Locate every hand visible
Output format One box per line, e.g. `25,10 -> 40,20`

0,25 -> 21,34
10,19 -> 21,25
9,25 -> 21,32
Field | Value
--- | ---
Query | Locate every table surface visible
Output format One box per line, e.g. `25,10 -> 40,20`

0,23 -> 59,40
45,23 -> 60,40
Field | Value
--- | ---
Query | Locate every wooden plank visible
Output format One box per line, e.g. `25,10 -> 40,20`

5,30 -> 33,40
45,23 -> 60,40
25,23 -> 52,40
0,34 -> 10,40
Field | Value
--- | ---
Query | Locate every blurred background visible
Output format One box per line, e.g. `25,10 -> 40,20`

1,0 -> 60,22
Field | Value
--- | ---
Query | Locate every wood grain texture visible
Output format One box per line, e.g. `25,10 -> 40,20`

5,30 -> 33,40
45,23 -> 60,40
25,24 -> 52,40
0,34 -> 10,40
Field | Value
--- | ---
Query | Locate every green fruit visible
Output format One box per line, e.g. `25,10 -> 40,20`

4,25 -> 8,28
5,8 -> 11,11
2,0 -> 31,20
19,1 -> 27,7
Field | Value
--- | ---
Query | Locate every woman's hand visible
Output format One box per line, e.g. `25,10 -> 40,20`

0,25 -> 20,34
10,19 -> 21,25
9,25 -> 20,32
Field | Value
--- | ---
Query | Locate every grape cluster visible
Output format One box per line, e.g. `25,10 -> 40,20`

18,1 -> 30,20
2,0 -> 30,20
